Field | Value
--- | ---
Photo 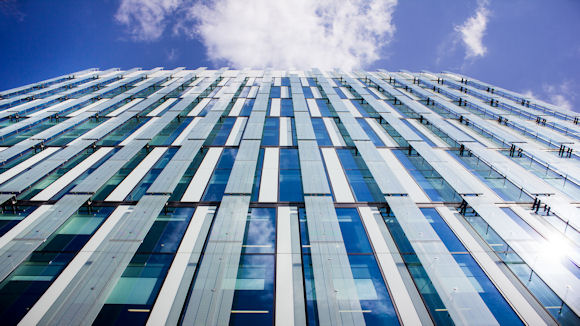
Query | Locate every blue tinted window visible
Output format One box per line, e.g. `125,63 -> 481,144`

251,149 -> 264,202
357,119 -> 384,146
302,255 -> 318,325
199,98 -> 218,116
280,99 -> 294,117
202,148 -> 237,201
240,99 -> 255,116
311,118 -> 332,146
0,252 -> 74,325
391,209 -> 523,325
0,206 -> 42,237
347,169 -> 376,202
404,254 -> 452,324
302,87 -> 313,98
216,148 -> 237,169
0,207 -> 115,324
238,86 -> 250,97
230,255 -> 275,326
279,169 -> 302,202
261,118 -> 279,146
367,88 -> 381,99
336,208 -> 372,253
420,208 -> 466,252
207,87 -> 221,98
0,118 -> 60,146
336,149 -> 383,202
336,148 -> 358,169
279,149 -> 303,202
279,148 -> 299,169
38,206 -> 114,253
126,148 -> 177,201
298,208 -> 310,254
137,207 -> 196,253
204,171 -> 232,200
392,150 -> 453,202
243,208 -> 276,254
316,99 -> 333,117
350,255 -> 400,325
334,87 -> 347,99
149,117 -> 190,146
453,254 -> 523,325
270,86 -> 281,98
351,101 -> 370,117
97,118 -> 144,146
95,254 -> 174,325
302,254 -> 401,326
291,118 -> 298,144
385,210 -> 453,324
211,117 -> 236,146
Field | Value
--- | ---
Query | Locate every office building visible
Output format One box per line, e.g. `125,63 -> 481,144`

0,67 -> 578,325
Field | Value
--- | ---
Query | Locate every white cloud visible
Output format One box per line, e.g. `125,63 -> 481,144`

522,90 -> 537,100
523,81 -> 577,112
115,0 -> 182,41
549,94 -> 573,111
543,81 -> 575,111
455,0 -> 490,59
115,0 -> 398,70
166,48 -> 179,61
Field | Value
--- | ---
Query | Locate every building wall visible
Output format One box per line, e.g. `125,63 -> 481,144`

0,68 -> 578,325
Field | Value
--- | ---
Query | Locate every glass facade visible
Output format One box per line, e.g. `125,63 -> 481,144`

0,68 -> 577,325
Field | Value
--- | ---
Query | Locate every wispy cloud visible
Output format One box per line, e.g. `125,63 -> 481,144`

166,48 -> 179,62
542,81 -> 576,111
0,0 -> 26,21
549,94 -> 573,111
521,90 -> 537,100
524,80 -> 577,111
115,0 -> 398,70
115,0 -> 182,41
455,0 -> 490,59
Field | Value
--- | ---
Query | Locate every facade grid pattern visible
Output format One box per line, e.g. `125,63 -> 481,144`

0,67 -> 578,325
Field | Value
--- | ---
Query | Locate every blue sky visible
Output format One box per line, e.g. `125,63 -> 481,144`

0,0 -> 579,112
